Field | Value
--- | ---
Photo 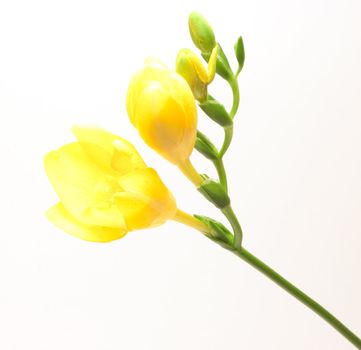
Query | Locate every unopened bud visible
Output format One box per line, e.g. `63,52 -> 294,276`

199,96 -> 233,126
176,46 -> 218,102
188,12 -> 216,53
234,36 -> 245,72
194,215 -> 233,245
195,131 -> 219,160
198,177 -> 230,208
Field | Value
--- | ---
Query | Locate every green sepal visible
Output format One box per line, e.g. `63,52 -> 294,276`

217,44 -> 232,70
198,177 -> 230,208
195,131 -> 219,160
200,96 -> 233,126
202,44 -> 232,81
194,214 -> 233,245
234,36 -> 245,72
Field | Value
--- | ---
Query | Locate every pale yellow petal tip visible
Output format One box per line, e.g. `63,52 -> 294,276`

207,45 -> 219,83
43,148 -> 61,174
71,124 -> 104,141
144,56 -> 168,69
71,124 -> 91,135
46,203 -> 127,243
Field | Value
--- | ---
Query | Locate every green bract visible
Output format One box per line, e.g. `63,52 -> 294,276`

200,96 -> 233,127
198,177 -> 230,208
195,131 -> 219,160
194,214 -> 233,245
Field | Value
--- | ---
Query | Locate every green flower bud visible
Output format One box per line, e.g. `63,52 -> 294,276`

198,177 -> 230,208
200,96 -> 233,127
195,131 -> 219,160
188,12 -> 216,53
234,36 -> 245,72
194,215 -> 233,245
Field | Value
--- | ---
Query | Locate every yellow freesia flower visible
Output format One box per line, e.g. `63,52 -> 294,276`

44,126 -> 177,242
126,59 -> 203,186
176,45 -> 218,102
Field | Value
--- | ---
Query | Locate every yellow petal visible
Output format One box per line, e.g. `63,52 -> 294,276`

127,66 -> 167,125
206,45 -> 218,83
186,50 -> 209,83
46,203 -> 127,242
44,142 -> 126,229
44,142 -> 107,222
126,62 -> 197,164
127,62 -> 192,125
72,126 -> 146,174
176,49 -> 207,101
113,192 -> 159,230
117,167 -> 177,225
112,140 -> 146,174
135,84 -> 196,163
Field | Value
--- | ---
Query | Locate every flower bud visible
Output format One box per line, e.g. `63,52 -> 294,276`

234,36 -> 245,72
188,12 -> 216,53
195,131 -> 218,160
199,95 -> 233,126
198,177 -> 230,208
194,215 -> 233,245
126,60 -> 197,165
176,46 -> 218,102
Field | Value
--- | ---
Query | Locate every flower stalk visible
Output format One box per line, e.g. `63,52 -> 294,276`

230,246 -> 361,349
173,209 -> 210,234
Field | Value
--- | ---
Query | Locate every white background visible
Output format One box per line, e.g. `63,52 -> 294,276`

0,0 -> 360,349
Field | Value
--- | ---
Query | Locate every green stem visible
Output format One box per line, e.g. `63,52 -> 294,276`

219,125 -> 233,158
219,76 -> 239,157
214,157 -> 228,192
235,66 -> 242,79
229,76 -> 240,119
221,205 -> 243,249
227,246 -> 361,349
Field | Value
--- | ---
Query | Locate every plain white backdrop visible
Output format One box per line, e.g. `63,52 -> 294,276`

0,0 -> 360,349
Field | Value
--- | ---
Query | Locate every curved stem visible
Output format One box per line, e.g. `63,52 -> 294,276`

228,246 -> 361,349
219,76 -> 239,158
214,157 -> 228,192
221,205 -> 243,249
219,125 -> 233,158
235,66 -> 242,79
229,76 -> 240,119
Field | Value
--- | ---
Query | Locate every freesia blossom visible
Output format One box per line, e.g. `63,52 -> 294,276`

126,59 -> 197,167
44,126 -> 177,242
